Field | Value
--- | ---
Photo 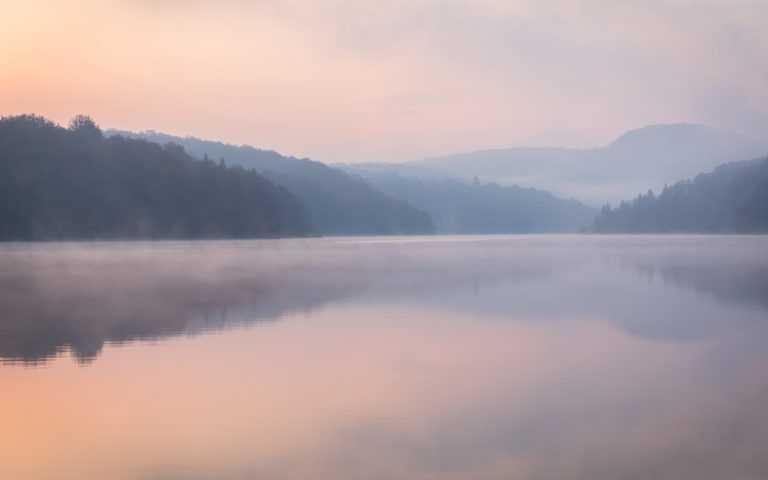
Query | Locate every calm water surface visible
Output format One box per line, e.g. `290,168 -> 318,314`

1,235 -> 767,479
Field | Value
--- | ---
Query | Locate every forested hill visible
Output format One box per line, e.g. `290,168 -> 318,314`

108,130 -> 434,235
354,173 -> 597,233
0,115 -> 312,240
592,156 -> 768,233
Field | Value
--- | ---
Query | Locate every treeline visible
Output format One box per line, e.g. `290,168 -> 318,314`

353,173 -> 597,233
0,115 -> 312,240
109,130 -> 435,235
592,156 -> 768,233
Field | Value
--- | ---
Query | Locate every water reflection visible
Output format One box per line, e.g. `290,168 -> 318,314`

1,236 -> 768,479
0,236 -> 766,364
0,241 -> 356,363
0,237 -> 549,364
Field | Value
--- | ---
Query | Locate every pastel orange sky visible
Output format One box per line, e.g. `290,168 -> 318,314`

2,0 -> 767,162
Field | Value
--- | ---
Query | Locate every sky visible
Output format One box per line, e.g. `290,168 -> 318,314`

1,0 -> 767,163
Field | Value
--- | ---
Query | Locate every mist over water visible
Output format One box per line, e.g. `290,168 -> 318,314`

1,236 -> 767,479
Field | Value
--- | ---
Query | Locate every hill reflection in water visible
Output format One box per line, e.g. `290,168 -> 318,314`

1,236 -> 766,364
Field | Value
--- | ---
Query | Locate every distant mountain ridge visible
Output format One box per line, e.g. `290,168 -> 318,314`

108,129 -> 433,235
338,124 -> 768,206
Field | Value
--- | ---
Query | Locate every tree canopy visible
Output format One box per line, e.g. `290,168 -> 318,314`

592,156 -> 768,233
0,114 -> 312,240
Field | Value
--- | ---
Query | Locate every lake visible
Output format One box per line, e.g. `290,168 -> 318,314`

1,235 -> 767,479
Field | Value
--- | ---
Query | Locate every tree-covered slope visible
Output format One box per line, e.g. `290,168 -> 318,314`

592,156 -> 768,233
355,173 -> 597,233
0,115 -> 312,240
109,130 -> 434,235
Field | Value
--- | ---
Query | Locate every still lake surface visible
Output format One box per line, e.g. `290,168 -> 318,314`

1,235 -> 767,479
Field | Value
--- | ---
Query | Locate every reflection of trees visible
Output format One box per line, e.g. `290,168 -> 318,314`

610,256 -> 768,342
4,237 -> 764,366
655,265 -> 768,312
0,241 -> 547,365
0,247 -> 347,364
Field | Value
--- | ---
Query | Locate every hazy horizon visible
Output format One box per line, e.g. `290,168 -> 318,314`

3,0 -> 767,163
107,120 -> 763,164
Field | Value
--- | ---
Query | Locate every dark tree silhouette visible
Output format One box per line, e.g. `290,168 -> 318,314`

0,114 -> 312,240
68,114 -> 101,137
592,156 -> 768,233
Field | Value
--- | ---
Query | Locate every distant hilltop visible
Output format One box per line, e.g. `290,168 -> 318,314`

338,123 -> 768,206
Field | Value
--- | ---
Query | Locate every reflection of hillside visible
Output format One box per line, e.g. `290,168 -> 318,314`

0,239 -> 548,365
0,247 -> 352,364
656,265 -> 768,312
615,250 -> 768,342
5,237 -> 765,365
